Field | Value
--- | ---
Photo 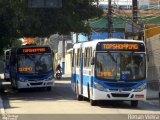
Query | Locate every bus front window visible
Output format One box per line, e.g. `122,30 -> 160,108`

18,54 -> 53,74
96,53 -> 120,80
95,52 -> 146,81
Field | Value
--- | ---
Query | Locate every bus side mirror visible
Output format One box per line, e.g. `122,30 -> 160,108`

91,57 -> 95,65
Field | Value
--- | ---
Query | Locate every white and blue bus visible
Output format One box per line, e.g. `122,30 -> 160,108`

9,45 -> 54,91
71,39 -> 147,106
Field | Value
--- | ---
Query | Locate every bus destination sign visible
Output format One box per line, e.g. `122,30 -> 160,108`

96,42 -> 145,52
103,43 -> 138,50
17,47 -> 51,54
23,48 -> 46,53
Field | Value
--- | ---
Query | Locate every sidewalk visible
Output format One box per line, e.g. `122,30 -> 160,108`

146,99 -> 160,106
62,74 -> 71,78
146,88 -> 160,106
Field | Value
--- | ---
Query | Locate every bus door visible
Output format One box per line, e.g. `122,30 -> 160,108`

80,48 -> 83,95
71,49 -> 76,90
91,50 -> 95,83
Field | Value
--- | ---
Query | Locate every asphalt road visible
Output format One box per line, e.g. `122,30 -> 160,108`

0,77 -> 160,120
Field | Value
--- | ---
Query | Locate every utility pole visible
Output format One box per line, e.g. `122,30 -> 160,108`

96,0 -> 99,8
132,0 -> 138,39
108,0 -> 113,38
62,35 -> 65,75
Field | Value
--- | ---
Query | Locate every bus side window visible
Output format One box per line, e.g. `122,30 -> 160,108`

83,47 -> 92,67
89,47 -> 92,67
84,48 -> 87,67
76,49 -> 79,67
90,48 -> 94,65
87,48 -> 89,67
76,49 -> 80,67
86,48 -> 89,67
72,49 -> 75,67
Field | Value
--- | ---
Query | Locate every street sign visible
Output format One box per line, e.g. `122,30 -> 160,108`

28,0 -> 62,8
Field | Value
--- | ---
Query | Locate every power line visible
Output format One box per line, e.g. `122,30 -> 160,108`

107,0 -> 113,38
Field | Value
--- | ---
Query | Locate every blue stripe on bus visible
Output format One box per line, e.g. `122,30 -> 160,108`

93,78 -> 146,90
72,73 -> 146,90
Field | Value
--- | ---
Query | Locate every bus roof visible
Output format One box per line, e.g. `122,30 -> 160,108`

73,39 -> 145,49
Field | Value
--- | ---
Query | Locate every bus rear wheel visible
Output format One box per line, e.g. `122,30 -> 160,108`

77,94 -> 83,101
90,99 -> 97,106
131,100 -> 138,107
76,84 -> 83,101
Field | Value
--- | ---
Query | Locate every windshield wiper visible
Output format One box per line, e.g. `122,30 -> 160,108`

106,51 -> 117,63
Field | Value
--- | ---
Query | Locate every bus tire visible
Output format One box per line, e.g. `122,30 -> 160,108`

131,100 -> 138,107
12,86 -> 17,90
76,83 -> 83,101
90,99 -> 97,106
47,86 -> 52,91
88,85 -> 97,106
16,88 -> 22,92
88,84 -> 90,100
11,78 -> 16,90
5,78 -> 10,81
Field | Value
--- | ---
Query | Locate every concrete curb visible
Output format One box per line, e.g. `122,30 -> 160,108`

0,95 -> 6,120
0,96 -> 5,114
145,99 -> 160,106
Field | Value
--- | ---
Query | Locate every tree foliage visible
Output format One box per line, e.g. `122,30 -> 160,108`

0,0 -> 103,54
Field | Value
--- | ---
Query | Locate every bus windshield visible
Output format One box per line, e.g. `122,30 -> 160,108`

18,54 -> 53,74
95,52 -> 146,81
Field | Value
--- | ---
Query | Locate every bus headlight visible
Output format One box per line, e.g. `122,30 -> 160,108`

19,77 -> 25,82
47,75 -> 54,81
133,83 -> 146,92
94,82 -> 109,92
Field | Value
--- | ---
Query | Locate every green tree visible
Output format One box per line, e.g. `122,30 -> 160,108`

0,0 -> 103,54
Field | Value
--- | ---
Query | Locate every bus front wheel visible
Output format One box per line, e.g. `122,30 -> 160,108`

47,86 -> 52,91
5,78 -> 10,81
131,100 -> 138,107
11,78 -> 17,90
88,85 -> 97,106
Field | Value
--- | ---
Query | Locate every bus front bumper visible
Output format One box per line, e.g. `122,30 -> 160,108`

17,79 -> 54,89
92,89 -> 146,101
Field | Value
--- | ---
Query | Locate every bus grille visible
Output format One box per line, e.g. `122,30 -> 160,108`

111,93 -> 129,97
106,83 -> 136,88
30,82 -> 43,86
29,79 -> 44,81
109,88 -> 132,91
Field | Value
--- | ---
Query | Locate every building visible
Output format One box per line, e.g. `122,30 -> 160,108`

95,0 -> 132,9
145,25 -> 160,96
50,35 -> 73,75
97,0 -> 160,10
139,0 -> 160,9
